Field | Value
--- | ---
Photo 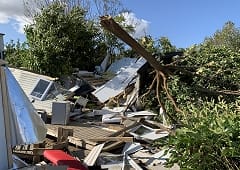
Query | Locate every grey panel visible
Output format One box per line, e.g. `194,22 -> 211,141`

51,101 -> 70,125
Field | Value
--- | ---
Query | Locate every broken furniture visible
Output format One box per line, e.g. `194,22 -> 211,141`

51,101 -> 71,125
13,127 -> 72,164
43,150 -> 88,170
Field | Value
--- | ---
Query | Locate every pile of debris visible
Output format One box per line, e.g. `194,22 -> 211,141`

9,54 -> 179,170
3,16 -> 184,170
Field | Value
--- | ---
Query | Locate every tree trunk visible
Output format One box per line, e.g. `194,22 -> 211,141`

100,16 -> 165,71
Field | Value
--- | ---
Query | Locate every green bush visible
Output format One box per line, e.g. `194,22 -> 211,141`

166,99 -> 240,170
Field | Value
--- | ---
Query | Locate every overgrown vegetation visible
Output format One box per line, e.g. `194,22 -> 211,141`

166,99 -> 240,170
5,40 -> 29,68
142,22 -> 240,169
24,2 -> 101,77
5,1 -> 130,78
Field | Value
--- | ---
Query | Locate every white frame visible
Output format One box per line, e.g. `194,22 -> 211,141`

30,78 -> 53,101
129,124 -> 169,141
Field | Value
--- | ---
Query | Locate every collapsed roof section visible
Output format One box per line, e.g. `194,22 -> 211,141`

10,68 -> 73,114
92,57 -> 146,103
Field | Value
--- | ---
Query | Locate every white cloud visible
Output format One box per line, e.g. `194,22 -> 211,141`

121,12 -> 150,38
0,0 -> 31,33
0,1 -> 150,37
0,12 -> 10,24
13,16 -> 32,34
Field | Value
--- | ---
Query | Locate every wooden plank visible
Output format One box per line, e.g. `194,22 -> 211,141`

68,137 -> 96,150
89,137 -> 134,143
46,124 -> 114,150
57,127 -> 73,142
102,141 -> 124,152
100,16 -> 164,71
83,143 -> 105,166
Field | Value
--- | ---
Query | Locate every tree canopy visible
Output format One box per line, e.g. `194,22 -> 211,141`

204,21 -> 240,51
158,23 -> 240,169
23,0 -> 123,19
25,2 -> 100,77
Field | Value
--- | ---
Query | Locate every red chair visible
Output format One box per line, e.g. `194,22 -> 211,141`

43,150 -> 88,170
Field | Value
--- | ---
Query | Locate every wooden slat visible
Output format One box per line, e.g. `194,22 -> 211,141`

102,141 -> 124,152
46,123 -> 113,150
89,137 -> 134,143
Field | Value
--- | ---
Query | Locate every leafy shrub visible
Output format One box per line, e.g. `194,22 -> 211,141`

166,99 -> 240,170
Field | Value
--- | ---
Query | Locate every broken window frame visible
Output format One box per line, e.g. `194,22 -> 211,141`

30,78 -> 53,101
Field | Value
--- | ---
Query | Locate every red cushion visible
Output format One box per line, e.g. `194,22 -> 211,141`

43,150 -> 88,170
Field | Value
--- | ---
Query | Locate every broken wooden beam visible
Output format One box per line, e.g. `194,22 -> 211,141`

83,143 -> 105,167
100,16 -> 164,72
102,141 -> 124,152
100,16 -> 184,124
57,127 -> 73,142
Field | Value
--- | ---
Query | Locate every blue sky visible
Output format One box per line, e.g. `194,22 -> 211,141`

121,0 -> 240,48
1,0 -> 240,48
0,19 -> 26,43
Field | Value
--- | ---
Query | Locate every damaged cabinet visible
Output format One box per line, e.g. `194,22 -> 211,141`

51,101 -> 70,125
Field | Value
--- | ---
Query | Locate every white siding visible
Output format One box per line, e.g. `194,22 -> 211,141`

10,68 -> 55,114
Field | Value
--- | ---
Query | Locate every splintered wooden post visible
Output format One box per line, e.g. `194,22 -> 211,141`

100,16 -> 164,71
57,127 -> 73,142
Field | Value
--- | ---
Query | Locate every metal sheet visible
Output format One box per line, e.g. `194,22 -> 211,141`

92,57 -> 146,103
5,67 -> 47,145
0,68 -> 10,169
107,57 -> 137,74
129,124 -> 169,141
122,143 -> 143,155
